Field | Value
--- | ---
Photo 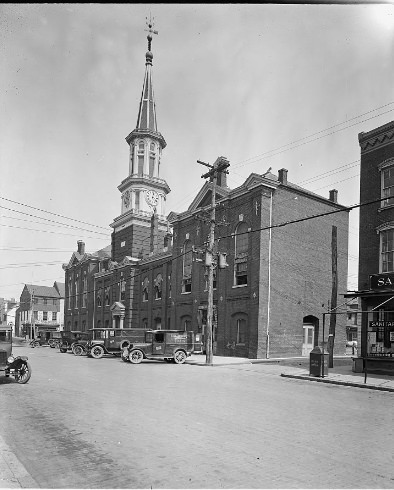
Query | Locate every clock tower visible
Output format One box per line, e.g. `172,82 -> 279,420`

110,19 -> 171,263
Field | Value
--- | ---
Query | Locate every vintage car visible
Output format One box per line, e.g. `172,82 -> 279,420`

86,328 -> 147,359
0,326 -> 32,384
30,329 -> 62,348
121,329 -> 195,364
59,330 -> 90,353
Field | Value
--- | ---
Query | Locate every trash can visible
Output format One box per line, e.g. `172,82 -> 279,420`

309,346 -> 328,377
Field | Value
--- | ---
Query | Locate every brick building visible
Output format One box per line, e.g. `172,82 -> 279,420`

347,120 -> 394,373
63,25 -> 349,359
16,282 -> 65,340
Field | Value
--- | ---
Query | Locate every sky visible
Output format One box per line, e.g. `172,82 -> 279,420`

1,3 -> 394,301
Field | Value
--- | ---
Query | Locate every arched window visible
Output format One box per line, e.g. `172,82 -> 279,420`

82,272 -> 87,308
149,142 -> 156,177
130,143 -> 135,175
234,221 -> 249,286
105,286 -> 110,306
154,273 -> 163,300
182,240 -> 193,293
97,287 -> 102,307
142,277 -> 149,302
137,141 -> 145,175
75,275 -> 79,309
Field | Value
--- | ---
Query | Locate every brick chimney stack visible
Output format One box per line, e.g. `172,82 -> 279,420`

278,168 -> 288,184
77,240 -> 85,254
329,189 -> 338,203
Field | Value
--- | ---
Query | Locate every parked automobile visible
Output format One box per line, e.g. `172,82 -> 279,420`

0,326 -> 32,384
86,328 -> 147,359
121,329 -> 195,364
48,331 -> 62,349
59,330 -> 89,353
30,330 -> 61,348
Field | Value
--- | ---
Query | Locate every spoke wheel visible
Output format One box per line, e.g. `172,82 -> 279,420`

174,350 -> 187,364
129,349 -> 143,364
15,362 -> 32,384
73,345 -> 84,356
90,345 -> 104,359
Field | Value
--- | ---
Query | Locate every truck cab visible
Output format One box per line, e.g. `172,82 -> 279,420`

122,330 -> 195,364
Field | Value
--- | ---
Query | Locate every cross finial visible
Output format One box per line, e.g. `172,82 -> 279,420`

145,14 -> 158,51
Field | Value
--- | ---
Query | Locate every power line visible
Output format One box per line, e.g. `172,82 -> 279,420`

0,196 -> 110,231
231,103 -> 394,169
0,205 -> 109,236
0,223 -> 110,240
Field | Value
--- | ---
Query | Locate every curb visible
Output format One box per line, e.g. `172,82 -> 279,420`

280,373 -> 394,393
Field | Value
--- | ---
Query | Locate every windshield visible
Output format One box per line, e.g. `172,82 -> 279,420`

0,331 -> 11,342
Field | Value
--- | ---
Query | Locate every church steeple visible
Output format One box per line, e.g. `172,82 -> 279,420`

110,17 -> 171,263
126,16 -> 166,150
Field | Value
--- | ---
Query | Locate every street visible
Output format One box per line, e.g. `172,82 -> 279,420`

1,346 -> 394,489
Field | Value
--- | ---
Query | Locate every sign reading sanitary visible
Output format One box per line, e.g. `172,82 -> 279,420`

370,273 -> 394,290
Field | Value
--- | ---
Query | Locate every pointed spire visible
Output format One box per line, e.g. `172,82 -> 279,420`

127,16 -> 166,149
136,16 -> 159,133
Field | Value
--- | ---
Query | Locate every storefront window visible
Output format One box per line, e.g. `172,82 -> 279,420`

367,308 -> 394,357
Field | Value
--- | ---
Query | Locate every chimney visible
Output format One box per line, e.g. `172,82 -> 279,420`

278,168 -> 288,184
150,211 -> 159,254
329,189 -> 338,203
77,241 -> 85,254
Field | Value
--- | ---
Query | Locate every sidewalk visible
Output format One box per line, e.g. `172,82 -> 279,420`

186,354 -> 394,392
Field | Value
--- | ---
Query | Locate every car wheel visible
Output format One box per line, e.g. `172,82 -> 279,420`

15,362 -> 32,384
73,345 -> 84,356
129,349 -> 143,364
174,350 -> 187,364
91,345 -> 104,359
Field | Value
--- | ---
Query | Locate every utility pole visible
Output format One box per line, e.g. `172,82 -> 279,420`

328,225 -> 338,368
198,157 -> 230,365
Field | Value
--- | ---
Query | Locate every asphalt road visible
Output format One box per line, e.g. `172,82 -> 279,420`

1,345 -> 394,489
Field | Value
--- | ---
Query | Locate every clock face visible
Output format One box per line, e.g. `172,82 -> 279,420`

145,190 -> 159,207
123,190 -> 130,208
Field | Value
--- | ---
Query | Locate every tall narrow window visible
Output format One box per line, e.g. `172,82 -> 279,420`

142,277 -> 149,302
97,287 -> 102,307
137,141 -> 145,175
149,143 -> 156,177
68,278 -> 72,309
382,166 -> 394,207
130,144 -> 135,175
234,222 -> 249,286
154,273 -> 163,300
120,275 -> 126,302
182,240 -> 193,293
105,286 -> 110,306
75,276 -> 79,308
381,229 -> 394,272
82,272 -> 87,308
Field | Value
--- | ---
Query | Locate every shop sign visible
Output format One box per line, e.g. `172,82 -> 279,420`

369,321 -> 394,328
370,273 -> 394,290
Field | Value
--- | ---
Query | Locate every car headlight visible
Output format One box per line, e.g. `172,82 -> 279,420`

7,356 -> 15,363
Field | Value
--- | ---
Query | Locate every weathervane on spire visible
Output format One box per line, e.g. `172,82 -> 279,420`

145,14 -> 158,51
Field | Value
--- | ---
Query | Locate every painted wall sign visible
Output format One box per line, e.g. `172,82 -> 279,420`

370,273 -> 394,290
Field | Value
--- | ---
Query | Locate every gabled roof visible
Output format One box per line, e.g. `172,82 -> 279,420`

63,245 -> 111,269
54,282 -> 65,298
24,284 -> 62,298
186,182 -> 231,213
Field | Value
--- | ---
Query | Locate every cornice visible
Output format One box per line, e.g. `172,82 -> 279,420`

125,128 -> 166,149
358,120 -> 394,153
118,175 -> 171,194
